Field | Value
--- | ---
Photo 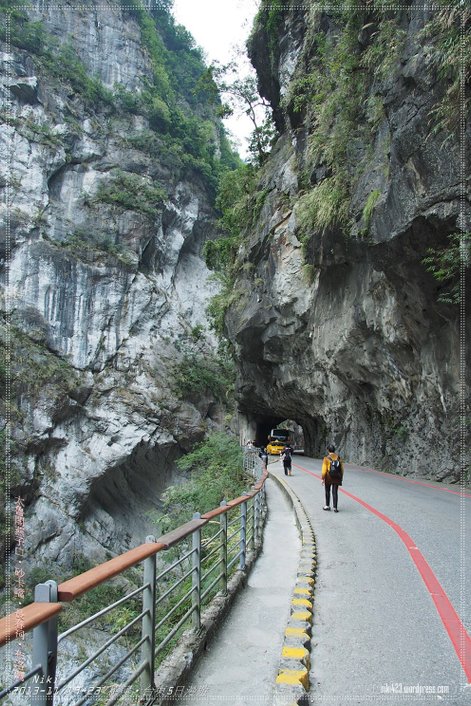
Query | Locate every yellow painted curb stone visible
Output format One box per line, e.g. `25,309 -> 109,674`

285,626 -> 309,638
282,646 -> 310,660
276,668 -> 309,689
298,576 -> 315,585
291,597 -> 313,609
291,610 -> 312,621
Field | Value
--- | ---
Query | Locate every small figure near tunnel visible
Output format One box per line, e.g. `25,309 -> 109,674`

322,444 -> 344,512
281,444 -> 294,476
259,446 -> 268,470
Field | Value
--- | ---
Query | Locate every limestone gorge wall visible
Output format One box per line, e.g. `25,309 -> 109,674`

226,1 -> 469,481
1,1 -> 234,569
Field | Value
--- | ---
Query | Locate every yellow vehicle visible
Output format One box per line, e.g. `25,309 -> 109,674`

266,440 -> 285,455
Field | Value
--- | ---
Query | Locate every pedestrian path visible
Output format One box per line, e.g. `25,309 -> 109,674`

175,478 -> 300,705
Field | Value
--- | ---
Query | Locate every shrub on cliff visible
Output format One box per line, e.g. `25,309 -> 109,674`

159,433 -> 247,528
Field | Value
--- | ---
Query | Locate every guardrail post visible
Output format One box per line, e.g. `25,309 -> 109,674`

253,492 -> 259,547
261,483 -> 266,514
239,500 -> 247,570
247,496 -> 254,553
192,513 -> 201,630
31,580 -> 58,706
219,501 -> 228,595
140,535 -> 157,695
256,457 -> 263,480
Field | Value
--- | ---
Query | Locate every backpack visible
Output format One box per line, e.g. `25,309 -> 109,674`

283,448 -> 292,462
328,455 -> 342,481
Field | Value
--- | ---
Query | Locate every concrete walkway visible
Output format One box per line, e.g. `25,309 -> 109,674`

175,477 -> 300,705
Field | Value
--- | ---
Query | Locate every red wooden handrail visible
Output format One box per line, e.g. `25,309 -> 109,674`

0,602 -> 62,647
1,468 -> 268,642
58,541 -> 167,602
155,518 -> 208,549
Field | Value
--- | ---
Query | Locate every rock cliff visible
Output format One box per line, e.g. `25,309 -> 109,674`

0,1 -> 236,570
225,2 -> 470,481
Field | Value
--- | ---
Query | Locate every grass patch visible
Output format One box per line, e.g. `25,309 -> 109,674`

92,170 -> 167,219
0,323 -> 81,401
362,189 -> 381,230
58,228 -> 136,267
419,1 -> 471,138
159,432 -> 248,528
296,176 -> 350,237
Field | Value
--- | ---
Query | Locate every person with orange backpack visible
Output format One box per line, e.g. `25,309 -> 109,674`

322,444 -> 344,512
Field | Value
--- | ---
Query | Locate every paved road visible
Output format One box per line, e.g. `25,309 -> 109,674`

174,456 -> 470,705
272,454 -> 471,705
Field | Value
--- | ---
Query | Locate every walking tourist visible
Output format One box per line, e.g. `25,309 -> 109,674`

322,444 -> 344,512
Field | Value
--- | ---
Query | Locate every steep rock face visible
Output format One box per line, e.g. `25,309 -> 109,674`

1,3 -> 228,568
227,3 -> 469,480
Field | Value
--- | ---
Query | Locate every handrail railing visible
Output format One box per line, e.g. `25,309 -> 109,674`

57,542 -> 167,602
1,463 -> 268,705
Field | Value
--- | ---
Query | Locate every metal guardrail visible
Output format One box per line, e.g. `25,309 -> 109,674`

0,459 -> 267,706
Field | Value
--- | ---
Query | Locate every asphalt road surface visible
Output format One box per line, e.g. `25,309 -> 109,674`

272,454 -> 471,705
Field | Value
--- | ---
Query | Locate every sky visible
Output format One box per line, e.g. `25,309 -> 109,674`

172,0 -> 261,157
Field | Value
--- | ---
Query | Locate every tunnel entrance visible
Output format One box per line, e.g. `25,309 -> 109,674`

240,411 -> 328,457
240,415 -> 303,450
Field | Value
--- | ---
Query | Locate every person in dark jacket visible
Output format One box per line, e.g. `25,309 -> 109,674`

281,444 -> 294,476
321,444 -> 344,512
259,447 -> 268,470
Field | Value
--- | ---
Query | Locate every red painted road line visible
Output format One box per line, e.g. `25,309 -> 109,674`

293,461 -> 471,682
351,465 -> 471,498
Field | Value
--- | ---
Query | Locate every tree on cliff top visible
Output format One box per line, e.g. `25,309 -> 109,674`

197,60 -> 276,166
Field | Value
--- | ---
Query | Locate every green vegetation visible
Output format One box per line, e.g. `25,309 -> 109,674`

0,324 -> 81,568
393,424 -> 409,442
250,1 -> 285,58
0,3 -> 114,109
22,557 -> 142,638
124,1 -> 239,191
1,0 -> 238,194
296,176 -> 350,248
0,323 -> 81,402
45,43 -> 115,107
0,1 -> 47,53
422,232 -> 470,304
9,433 -> 249,677
92,170 -> 167,219
58,229 -> 135,267
203,165 -> 266,335
204,165 -> 257,269
361,20 -> 407,81
16,118 -> 63,148
149,432 -> 250,662
283,13 -> 368,241
279,2 -> 465,254
419,1 -> 471,138
361,189 -> 381,230
159,432 -> 248,529
171,327 -> 235,403
302,263 -> 318,285
172,352 -> 234,403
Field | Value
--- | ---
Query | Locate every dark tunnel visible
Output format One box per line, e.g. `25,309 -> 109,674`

242,412 -> 328,457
